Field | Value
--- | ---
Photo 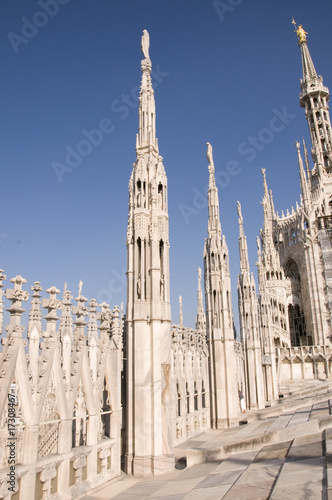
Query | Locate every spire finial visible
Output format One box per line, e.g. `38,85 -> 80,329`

237,201 -> 243,222
137,30 -> 157,150
207,142 -> 216,190
292,19 -> 308,43
207,142 -> 215,174
261,168 -> 269,199
141,29 -> 150,60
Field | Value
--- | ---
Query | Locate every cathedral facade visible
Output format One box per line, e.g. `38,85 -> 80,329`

0,23 -> 332,499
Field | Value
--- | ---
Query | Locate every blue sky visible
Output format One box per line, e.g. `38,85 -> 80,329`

1,0 -> 332,330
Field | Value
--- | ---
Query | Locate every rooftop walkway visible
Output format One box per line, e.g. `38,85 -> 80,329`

81,379 -> 332,499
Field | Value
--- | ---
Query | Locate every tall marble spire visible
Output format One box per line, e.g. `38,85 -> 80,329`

125,30 -> 173,477
203,142 -> 238,429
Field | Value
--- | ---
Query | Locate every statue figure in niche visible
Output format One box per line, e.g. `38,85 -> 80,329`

137,274 -> 141,299
137,181 -> 141,208
214,310 -> 218,328
211,253 -> 216,271
158,184 -> 163,210
160,274 -> 165,300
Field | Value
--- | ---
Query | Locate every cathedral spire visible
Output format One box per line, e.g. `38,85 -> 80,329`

136,29 -> 158,152
293,21 -> 317,83
261,167 -> 269,201
206,142 -> 221,237
293,22 -> 332,170
125,30 -> 173,476
261,168 -> 273,222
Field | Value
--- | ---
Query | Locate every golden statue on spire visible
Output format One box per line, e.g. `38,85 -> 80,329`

292,19 -> 308,43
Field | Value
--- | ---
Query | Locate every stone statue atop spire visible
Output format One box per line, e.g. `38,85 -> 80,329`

237,201 -> 243,222
206,142 -> 214,174
141,29 -> 150,60
292,19 -> 308,44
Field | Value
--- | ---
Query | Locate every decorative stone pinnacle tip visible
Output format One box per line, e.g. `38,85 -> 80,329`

141,29 -> 150,60
237,201 -> 242,220
31,282 -> 42,293
295,141 -> 300,149
100,301 -> 110,309
206,142 -> 214,167
11,275 -> 27,285
46,286 -> 60,295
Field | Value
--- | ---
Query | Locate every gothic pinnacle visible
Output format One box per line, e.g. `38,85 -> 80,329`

237,202 -> 249,273
206,142 -> 221,236
207,142 -> 216,188
137,29 -> 157,151
237,201 -> 244,238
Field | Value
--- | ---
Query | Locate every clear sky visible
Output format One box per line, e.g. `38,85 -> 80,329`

1,0 -> 332,330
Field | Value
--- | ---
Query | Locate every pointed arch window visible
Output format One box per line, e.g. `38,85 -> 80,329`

202,381 -> 206,408
176,383 -> 181,417
99,377 -> 112,440
136,180 -> 142,208
72,385 -> 88,448
194,382 -> 198,411
158,183 -> 163,210
284,259 -> 300,281
186,383 -> 190,414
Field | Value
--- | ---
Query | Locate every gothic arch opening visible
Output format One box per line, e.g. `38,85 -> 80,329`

284,259 -> 309,346
136,179 -> 141,207
288,304 -> 309,346
176,382 -> 181,417
158,183 -> 163,210
201,381 -> 206,408
284,258 -> 300,281
100,377 -> 112,439
194,381 -> 198,411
